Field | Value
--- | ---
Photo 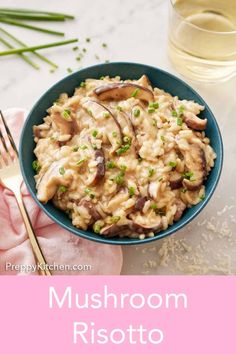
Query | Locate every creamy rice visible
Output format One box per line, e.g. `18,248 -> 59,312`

33,75 -> 216,238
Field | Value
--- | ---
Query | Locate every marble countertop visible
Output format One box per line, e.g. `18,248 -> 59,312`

1,0 -> 236,275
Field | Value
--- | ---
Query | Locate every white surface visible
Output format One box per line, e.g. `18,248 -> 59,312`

1,0 -> 236,274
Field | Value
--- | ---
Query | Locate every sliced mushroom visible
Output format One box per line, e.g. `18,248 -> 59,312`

174,199 -> 186,221
51,111 -> 78,139
94,83 -> 154,102
94,149 -> 105,183
148,181 -> 161,200
181,144 -> 207,191
100,224 -> 131,237
82,100 -> 122,152
183,112 -> 207,131
36,158 -> 70,203
136,75 -> 152,89
80,200 -> 101,221
132,220 -> 162,234
169,171 -> 183,190
134,196 -> 148,212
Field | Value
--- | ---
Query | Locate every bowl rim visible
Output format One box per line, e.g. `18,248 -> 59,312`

19,62 -> 224,245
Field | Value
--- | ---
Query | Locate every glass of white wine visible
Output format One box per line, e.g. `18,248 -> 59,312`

168,0 -> 236,82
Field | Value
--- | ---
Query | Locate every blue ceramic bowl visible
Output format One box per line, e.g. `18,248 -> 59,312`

19,63 -> 223,245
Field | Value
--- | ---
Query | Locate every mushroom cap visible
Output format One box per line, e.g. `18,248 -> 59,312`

94,83 -> 154,102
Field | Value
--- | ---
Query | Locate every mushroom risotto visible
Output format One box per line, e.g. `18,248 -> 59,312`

33,75 -> 216,239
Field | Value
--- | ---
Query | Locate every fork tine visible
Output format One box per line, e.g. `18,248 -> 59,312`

0,151 -> 7,167
0,126 -> 12,165
0,111 -> 18,157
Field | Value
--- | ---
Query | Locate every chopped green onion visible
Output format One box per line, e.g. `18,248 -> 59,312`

172,110 -> 178,117
62,109 -> 71,120
133,108 -> 140,117
112,131 -> 117,137
123,136 -> 131,144
148,168 -> 155,177
128,186 -> 135,197
149,102 -> 159,109
77,158 -> 86,165
59,166 -> 65,175
200,194 -> 205,201
58,185 -> 68,193
67,67 -> 73,73
150,203 -> 157,210
80,144 -> 88,150
92,130 -> 98,137
100,76 -> 105,80
80,81 -> 86,87
178,105 -> 185,115
182,171 -> 194,180
116,105 -> 123,111
115,171 -> 125,185
131,88 -> 140,98
87,109 -> 93,117
106,161 -> 116,169
120,164 -> 127,171
158,177 -> 163,181
82,48 -> 87,53
86,37 -> 91,42
177,117 -> 183,126
152,119 -> 157,127
181,188 -> 187,193
102,43 -> 107,48
116,144 -> 130,155
93,222 -> 101,234
103,111 -> 110,118
148,107 -> 155,114
84,188 -> 91,194
72,146 -> 79,152
73,46 -> 78,51
168,161 -> 177,168
160,135 -> 165,142
32,160 -> 41,173
110,216 -> 121,223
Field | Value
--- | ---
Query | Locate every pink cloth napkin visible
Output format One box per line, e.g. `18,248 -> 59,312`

0,109 -> 123,275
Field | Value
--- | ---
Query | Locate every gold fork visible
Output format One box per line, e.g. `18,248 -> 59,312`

0,111 -> 51,276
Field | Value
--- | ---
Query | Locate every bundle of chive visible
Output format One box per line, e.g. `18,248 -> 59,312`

0,8 -> 78,70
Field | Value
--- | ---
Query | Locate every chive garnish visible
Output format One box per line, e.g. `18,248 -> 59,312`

168,161 -> 177,168
62,109 -> 71,120
103,111 -> 110,118
148,168 -> 155,177
177,117 -> 183,126
131,88 -> 140,97
77,158 -> 86,165
59,166 -> 65,175
106,161 -> 116,169
32,160 -> 41,173
116,144 -> 130,155
133,108 -> 140,117
58,185 -> 68,193
128,186 -> 135,197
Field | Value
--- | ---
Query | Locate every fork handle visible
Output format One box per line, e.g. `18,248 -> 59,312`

14,190 -> 51,276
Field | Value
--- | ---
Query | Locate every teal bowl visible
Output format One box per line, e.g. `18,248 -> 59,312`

19,63 -> 223,245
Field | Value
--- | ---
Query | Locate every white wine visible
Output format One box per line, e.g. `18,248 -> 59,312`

168,0 -> 236,82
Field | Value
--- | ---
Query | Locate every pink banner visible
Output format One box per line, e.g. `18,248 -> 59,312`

0,276 -> 235,353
